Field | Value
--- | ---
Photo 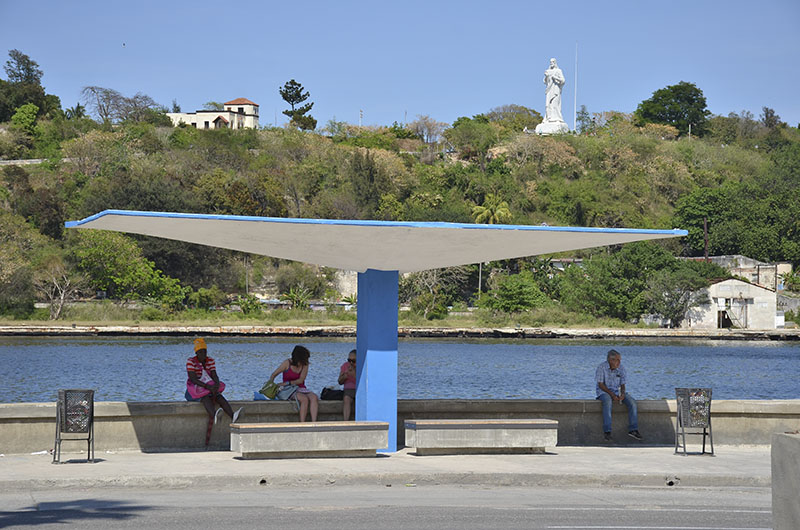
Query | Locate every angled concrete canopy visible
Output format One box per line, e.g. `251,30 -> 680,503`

66,209 -> 687,451
65,210 -> 686,273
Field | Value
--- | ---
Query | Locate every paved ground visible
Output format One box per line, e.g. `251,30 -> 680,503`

0,485 -> 773,529
0,445 -> 771,491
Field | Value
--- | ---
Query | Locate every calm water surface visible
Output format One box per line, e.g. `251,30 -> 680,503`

1,336 -> 798,403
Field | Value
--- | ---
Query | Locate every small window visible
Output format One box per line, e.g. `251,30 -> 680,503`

191,123 -> 197,128
204,121 -> 209,129
238,107 -> 244,114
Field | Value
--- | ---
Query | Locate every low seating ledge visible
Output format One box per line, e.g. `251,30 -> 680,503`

405,419 -> 558,430
231,421 -> 388,433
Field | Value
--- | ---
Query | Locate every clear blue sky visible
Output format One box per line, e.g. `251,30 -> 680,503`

2,0 -> 799,129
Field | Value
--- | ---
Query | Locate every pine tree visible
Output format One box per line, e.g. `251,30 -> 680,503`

279,79 -> 316,130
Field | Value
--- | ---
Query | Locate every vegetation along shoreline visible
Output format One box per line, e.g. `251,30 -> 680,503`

1,325 -> 798,341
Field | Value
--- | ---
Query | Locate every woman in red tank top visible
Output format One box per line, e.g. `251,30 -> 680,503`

268,345 -> 319,422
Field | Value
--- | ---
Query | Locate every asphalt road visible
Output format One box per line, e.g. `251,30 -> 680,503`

0,485 -> 772,529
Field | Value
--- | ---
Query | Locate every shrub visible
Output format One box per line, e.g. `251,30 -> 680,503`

141,307 -> 167,321
479,271 -> 549,314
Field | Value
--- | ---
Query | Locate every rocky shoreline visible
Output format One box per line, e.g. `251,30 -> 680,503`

1,324 -> 799,341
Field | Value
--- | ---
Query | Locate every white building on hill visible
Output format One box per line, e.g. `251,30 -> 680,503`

167,98 -> 259,129
684,278 -> 777,329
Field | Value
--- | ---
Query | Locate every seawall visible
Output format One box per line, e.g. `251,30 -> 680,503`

2,399 -> 798,454
1,324 -> 798,340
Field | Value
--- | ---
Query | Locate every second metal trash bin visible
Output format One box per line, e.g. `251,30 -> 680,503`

53,389 -> 95,464
674,387 -> 713,456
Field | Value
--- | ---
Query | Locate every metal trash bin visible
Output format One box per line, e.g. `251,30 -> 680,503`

53,389 -> 95,464
674,387 -> 713,456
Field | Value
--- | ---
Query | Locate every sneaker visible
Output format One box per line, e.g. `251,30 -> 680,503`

628,430 -> 644,441
213,407 -> 223,425
232,407 -> 243,424
603,432 -> 612,442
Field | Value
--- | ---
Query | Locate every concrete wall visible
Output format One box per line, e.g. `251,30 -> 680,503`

772,432 -> 800,530
1,399 -> 799,455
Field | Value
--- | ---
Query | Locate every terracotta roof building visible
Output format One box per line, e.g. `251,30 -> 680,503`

167,98 -> 259,129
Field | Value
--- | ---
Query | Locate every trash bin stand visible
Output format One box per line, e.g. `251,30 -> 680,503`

674,387 -> 713,456
53,389 -> 95,464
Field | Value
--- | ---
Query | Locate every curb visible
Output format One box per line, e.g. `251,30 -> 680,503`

0,471 -> 771,492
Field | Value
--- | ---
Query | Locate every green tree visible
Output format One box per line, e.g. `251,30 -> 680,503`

4,49 -> 43,84
280,286 -> 311,310
486,104 -> 542,135
64,103 -> 87,120
71,231 -> 187,309
274,262 -> 328,298
0,211 -> 52,317
559,242 -> 675,321
187,285 -> 228,309
576,104 -> 594,134
471,193 -> 512,224
236,293 -> 264,315
634,81 -> 709,136
760,106 -> 782,129
479,270 -> 548,313
444,115 -> 500,170
1,50 -> 62,122
643,267 -> 710,327
347,148 -> 391,217
10,103 -> 39,135
279,79 -> 316,130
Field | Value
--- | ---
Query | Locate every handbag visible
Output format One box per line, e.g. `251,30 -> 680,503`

276,384 -> 298,401
320,386 -> 344,400
186,365 -> 225,399
186,379 -> 226,399
259,381 -> 279,399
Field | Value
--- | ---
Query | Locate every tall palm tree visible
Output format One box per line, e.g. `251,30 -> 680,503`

471,194 -> 512,294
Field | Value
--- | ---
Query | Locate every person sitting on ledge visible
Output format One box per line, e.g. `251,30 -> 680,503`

268,345 -> 319,422
595,349 -> 643,442
185,338 -> 242,446
338,349 -> 357,420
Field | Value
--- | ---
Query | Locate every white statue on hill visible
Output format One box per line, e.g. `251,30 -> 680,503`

534,58 -> 570,135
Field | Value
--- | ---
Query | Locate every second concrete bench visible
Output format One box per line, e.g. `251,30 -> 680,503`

230,421 -> 389,459
404,419 -> 558,455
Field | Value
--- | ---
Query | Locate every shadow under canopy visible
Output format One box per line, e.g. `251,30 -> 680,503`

66,209 -> 687,451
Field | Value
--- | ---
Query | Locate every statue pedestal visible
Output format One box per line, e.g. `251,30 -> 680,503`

534,120 -> 570,135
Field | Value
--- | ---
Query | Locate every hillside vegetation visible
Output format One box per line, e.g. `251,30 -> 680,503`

2,50 -> 799,326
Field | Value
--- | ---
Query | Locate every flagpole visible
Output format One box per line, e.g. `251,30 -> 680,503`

574,42 -> 578,132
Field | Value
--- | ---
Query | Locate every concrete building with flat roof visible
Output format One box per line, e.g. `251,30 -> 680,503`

684,278 -> 777,329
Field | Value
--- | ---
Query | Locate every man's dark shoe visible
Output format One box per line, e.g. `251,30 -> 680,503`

628,430 -> 643,441
603,432 -> 612,442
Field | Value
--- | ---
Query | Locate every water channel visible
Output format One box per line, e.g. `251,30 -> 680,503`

2,336 -> 798,403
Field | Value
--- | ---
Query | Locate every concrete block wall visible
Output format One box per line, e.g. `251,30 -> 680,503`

397,399 -> 800,447
772,433 -> 800,530
1,399 -> 799,455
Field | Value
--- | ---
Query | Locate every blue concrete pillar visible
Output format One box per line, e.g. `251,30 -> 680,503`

355,269 -> 399,452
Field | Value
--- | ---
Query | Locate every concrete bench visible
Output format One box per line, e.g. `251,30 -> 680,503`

230,421 -> 389,459
404,419 -> 558,455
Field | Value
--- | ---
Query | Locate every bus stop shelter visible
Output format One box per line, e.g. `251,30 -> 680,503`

67,209 -> 686,450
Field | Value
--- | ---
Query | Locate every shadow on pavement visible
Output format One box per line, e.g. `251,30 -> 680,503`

0,499 -> 152,527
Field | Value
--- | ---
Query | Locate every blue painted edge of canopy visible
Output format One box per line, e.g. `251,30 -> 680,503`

65,209 -> 688,236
